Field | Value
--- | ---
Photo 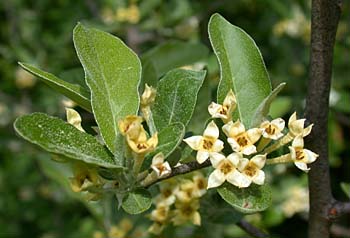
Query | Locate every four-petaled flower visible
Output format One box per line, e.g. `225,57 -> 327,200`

207,153 -> 250,189
260,118 -> 285,140
288,112 -> 313,137
208,89 -> 237,123
237,154 -> 266,187
118,115 -> 143,140
289,135 -> 319,172
172,200 -> 201,226
222,120 -> 262,155
183,121 -> 224,163
151,153 -> 171,178
127,131 -> 158,155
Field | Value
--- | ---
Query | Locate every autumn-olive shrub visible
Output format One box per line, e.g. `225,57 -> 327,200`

14,13 -> 318,234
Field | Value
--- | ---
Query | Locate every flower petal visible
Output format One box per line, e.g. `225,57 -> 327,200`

207,169 -> 225,189
294,162 -> 310,172
303,124 -> 313,137
208,102 -> 223,118
203,121 -> 219,139
223,89 -> 236,108
237,158 -> 249,172
209,152 -> 226,168
252,170 -> 265,185
222,121 -> 233,137
246,128 -> 262,144
271,118 -> 285,131
227,170 -> 251,188
241,145 -> 257,155
226,153 -> 241,167
227,137 -> 241,152
196,150 -> 209,164
292,135 -> 304,148
250,154 -> 266,169
152,152 -> 165,165
183,136 -> 203,150
303,149 -> 318,163
212,139 -> 224,152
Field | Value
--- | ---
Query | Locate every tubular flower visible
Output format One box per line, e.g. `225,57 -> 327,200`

288,112 -> 313,137
207,153 -> 250,189
260,118 -> 285,140
172,200 -> 201,226
118,115 -> 143,140
289,135 -> 318,172
141,84 -> 156,107
222,120 -> 262,155
237,154 -> 266,187
151,153 -> 171,178
183,121 -> 224,163
127,130 -> 158,155
208,89 -> 236,123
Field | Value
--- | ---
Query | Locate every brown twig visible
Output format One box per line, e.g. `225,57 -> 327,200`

329,201 -> 350,219
305,0 -> 342,237
237,219 -> 269,238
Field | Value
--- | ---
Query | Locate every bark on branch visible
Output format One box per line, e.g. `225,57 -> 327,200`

305,0 -> 342,237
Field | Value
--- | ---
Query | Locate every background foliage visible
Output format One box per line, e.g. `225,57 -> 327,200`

0,0 -> 349,237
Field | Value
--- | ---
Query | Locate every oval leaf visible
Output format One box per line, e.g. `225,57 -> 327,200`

250,82 -> 286,127
14,113 -> 119,168
152,69 -> 206,131
122,188 -> 152,214
217,183 -> 272,214
209,13 -> 271,127
19,62 -> 92,112
73,23 -> 141,154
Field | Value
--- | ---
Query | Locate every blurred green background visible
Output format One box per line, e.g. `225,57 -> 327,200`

1,0 -> 349,237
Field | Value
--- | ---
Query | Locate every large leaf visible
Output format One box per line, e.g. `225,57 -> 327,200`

141,40 -> 209,82
18,62 -> 92,112
209,13 -> 271,127
73,23 -> 141,153
152,69 -> 206,131
250,83 -> 286,127
122,188 -> 152,214
217,183 -> 272,214
14,113 -> 119,168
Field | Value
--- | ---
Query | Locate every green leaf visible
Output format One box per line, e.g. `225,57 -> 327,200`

152,69 -> 206,131
217,183 -> 272,214
73,23 -> 141,154
340,182 -> 350,198
141,40 -> 209,82
14,113 -> 119,168
209,13 -> 271,127
122,188 -> 152,214
250,83 -> 286,127
269,96 -> 292,118
18,62 -> 92,112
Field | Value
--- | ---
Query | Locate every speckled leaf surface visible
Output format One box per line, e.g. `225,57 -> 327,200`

217,183 -> 272,214
209,13 -> 271,127
19,62 -> 91,112
152,69 -> 206,131
14,113 -> 119,168
73,23 -> 141,154
122,188 -> 152,214
250,83 -> 286,127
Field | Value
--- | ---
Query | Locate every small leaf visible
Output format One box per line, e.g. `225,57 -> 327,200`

14,113 -> 119,168
73,23 -> 141,154
19,62 -> 92,112
141,40 -> 209,81
250,83 -> 286,127
152,69 -> 206,131
217,183 -> 272,214
209,13 -> 271,127
122,188 -> 152,214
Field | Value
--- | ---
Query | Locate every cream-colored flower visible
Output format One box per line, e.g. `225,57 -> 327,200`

289,135 -> 318,172
69,163 -> 100,192
237,154 -> 266,187
155,179 -> 179,206
66,108 -> 85,132
151,153 -> 171,178
118,115 -> 143,140
127,131 -> 158,155
141,84 -> 156,107
208,89 -> 236,123
183,121 -> 224,163
288,112 -> 313,137
150,204 -> 170,224
260,118 -> 285,140
192,172 -> 207,197
222,120 -> 262,155
172,200 -> 201,226
208,153 -> 250,189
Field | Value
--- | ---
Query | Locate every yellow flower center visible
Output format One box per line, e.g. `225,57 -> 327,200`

202,138 -> 214,150
196,179 -> 206,190
244,164 -> 257,177
236,135 -> 249,147
219,106 -> 228,115
219,161 -> 234,175
295,149 -> 305,160
137,143 -> 147,150
265,124 -> 276,135
162,189 -> 172,198
181,204 -> 195,216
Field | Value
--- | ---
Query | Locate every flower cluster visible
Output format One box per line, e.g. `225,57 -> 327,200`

184,89 -> 319,189
148,173 -> 207,235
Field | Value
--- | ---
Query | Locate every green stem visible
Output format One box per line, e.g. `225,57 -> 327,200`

263,132 -> 294,154
257,137 -> 271,152
141,106 -> 157,135
266,153 -> 292,165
